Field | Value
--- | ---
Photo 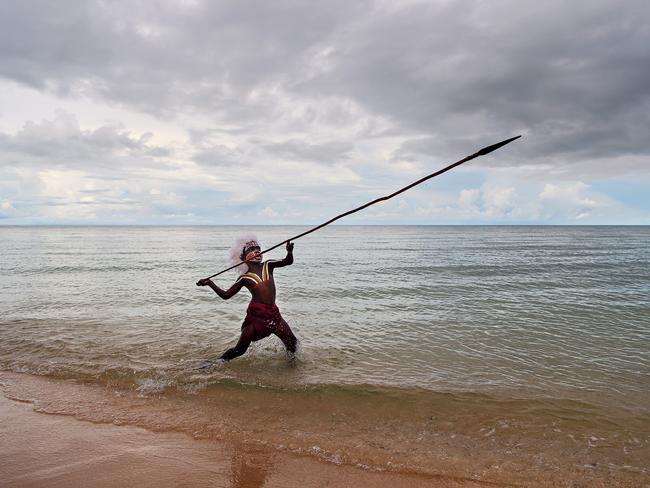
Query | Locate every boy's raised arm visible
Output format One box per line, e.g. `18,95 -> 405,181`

269,241 -> 294,269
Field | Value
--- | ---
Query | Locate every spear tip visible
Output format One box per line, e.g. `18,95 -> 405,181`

476,135 -> 522,157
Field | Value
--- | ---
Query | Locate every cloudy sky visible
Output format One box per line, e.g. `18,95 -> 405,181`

1,0 -> 649,225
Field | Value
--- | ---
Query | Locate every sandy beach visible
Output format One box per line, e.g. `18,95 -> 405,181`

0,392 -> 494,488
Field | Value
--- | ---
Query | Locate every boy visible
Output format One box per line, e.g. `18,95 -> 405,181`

196,238 -> 297,361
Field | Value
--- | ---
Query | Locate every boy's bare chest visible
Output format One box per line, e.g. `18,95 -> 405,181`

242,268 -> 274,288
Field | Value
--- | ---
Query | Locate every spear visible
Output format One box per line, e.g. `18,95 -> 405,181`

202,135 -> 521,280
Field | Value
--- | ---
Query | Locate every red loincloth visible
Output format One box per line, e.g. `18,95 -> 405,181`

242,302 -> 287,341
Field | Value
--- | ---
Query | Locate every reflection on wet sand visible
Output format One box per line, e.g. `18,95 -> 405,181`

231,444 -> 273,488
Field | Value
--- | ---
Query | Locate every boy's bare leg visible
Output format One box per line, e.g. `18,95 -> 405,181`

274,320 -> 298,355
220,326 -> 255,361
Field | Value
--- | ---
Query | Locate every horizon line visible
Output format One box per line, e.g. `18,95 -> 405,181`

1,223 -> 649,227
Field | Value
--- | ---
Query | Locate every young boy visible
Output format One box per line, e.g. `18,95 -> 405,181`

196,238 -> 297,361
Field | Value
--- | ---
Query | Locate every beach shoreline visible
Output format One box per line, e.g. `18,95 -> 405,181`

0,386 -> 490,488
2,371 -> 647,487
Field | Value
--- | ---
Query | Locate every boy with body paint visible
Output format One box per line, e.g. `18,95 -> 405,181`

196,236 -> 297,361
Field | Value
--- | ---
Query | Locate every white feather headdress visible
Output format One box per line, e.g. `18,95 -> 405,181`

228,233 -> 261,275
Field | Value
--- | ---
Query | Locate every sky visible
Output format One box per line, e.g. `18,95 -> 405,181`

1,0 -> 649,225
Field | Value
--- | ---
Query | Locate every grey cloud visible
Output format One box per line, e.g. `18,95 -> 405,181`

0,0 -> 365,119
1,0 -> 649,172
192,144 -> 245,167
260,138 -> 353,165
299,0 -> 650,165
0,111 -> 174,168
188,128 -> 251,166
192,133 -> 355,168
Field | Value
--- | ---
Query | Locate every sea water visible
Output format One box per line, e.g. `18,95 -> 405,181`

1,226 -> 649,485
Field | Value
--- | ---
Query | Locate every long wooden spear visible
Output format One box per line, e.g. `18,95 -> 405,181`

203,135 -> 521,280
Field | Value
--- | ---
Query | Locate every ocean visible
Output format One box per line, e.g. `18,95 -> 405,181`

1,225 -> 649,486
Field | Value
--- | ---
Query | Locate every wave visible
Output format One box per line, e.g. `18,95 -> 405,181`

13,264 -> 158,275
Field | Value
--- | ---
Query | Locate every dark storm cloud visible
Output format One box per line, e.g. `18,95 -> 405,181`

0,0 -> 365,118
1,0 -> 649,168
304,0 -> 650,165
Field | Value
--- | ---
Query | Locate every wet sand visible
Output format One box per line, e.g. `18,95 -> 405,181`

0,394 -> 493,488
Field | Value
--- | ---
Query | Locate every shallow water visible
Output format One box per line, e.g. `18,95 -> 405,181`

1,225 -> 649,485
